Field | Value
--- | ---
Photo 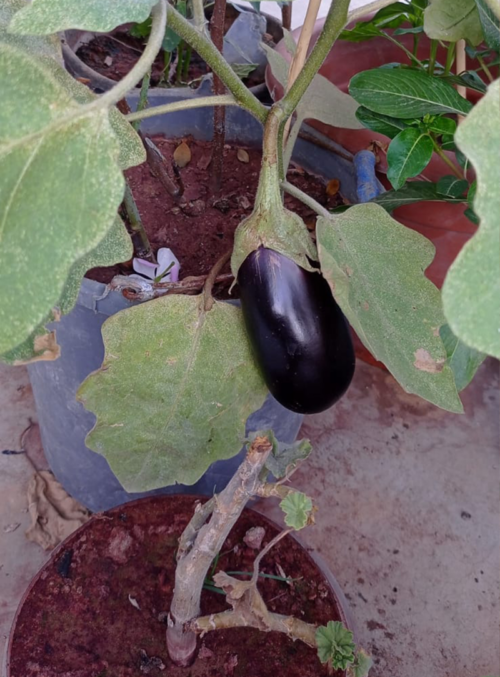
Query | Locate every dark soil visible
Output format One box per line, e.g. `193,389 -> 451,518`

87,136 -> 344,289
76,31 -> 209,87
9,495 -> 349,677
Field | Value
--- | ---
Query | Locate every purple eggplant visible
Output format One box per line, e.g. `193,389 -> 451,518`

238,247 -> 355,414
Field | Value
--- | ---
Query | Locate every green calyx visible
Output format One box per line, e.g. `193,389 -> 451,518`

230,108 -> 317,280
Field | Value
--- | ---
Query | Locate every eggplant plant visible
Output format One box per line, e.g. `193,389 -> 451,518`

166,429 -> 373,672
0,0 -> 498,484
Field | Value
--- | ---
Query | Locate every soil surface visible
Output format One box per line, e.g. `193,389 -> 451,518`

87,136 -> 344,291
9,495 -> 349,677
77,31 -> 209,87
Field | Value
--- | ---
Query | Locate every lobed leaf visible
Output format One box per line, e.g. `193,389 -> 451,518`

440,324 -> 485,391
0,43 -> 126,354
424,0 -> 484,45
442,80 -> 500,358
265,438 -> 312,479
316,621 -> 356,670
9,0 -> 158,35
280,491 -> 313,530
317,204 -> 463,413
78,295 -> 267,490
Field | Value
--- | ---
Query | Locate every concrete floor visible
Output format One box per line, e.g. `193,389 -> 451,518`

0,358 -> 499,677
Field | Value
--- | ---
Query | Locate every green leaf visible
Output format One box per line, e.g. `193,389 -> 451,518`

282,28 -> 297,56
317,204 -> 463,413
441,72 -> 487,93
373,2 -> 415,26
130,19 -> 152,40
9,0 -> 158,35
437,175 -> 469,197
41,59 -> 145,171
476,0 -> 500,49
355,106 -> 410,139
340,22 -> 383,42
370,181 -> 466,211
280,491 -> 313,530
0,0 -> 61,58
424,115 -> 457,135
387,128 -> 434,189
163,25 -> 182,53
440,324 -> 485,391
0,44 -> 126,354
265,438 -> 312,479
424,0 -> 484,45
78,295 -> 267,490
349,650 -> 373,677
467,179 -> 477,205
443,80 -> 500,358
1,216 -> 132,365
316,621 -> 356,669
464,206 -> 480,224
349,68 -> 473,118
231,62 -> 257,79
262,42 -> 289,88
393,25 -> 425,34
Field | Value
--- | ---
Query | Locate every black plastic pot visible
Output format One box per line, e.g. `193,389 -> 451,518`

27,96 -> 358,514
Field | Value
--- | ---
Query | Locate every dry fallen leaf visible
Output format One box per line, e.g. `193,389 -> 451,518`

326,178 -> 340,197
237,148 -> 250,164
173,141 -> 191,168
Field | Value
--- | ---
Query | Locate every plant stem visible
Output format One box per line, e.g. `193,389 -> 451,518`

279,0 -> 350,119
431,137 -> 463,179
123,182 -> 154,261
477,54 -> 494,82
83,0 -> 167,113
428,39 -> 438,75
283,0 -> 322,142
203,249 -> 231,311
251,529 -> 293,585
443,41 -> 455,76
132,70 -> 151,131
166,435 -> 274,666
165,4 -> 268,124
209,0 -> 228,194
176,42 -> 184,83
281,3 -> 292,31
412,32 -> 420,57
381,32 -> 426,69
281,181 -> 330,218
125,94 -> 238,122
191,0 -> 206,31
456,39 -> 467,103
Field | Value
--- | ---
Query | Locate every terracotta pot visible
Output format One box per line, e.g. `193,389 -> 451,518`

267,19 -> 493,288
7,494 -> 356,677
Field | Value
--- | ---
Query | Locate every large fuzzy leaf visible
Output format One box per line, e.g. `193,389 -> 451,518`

0,0 -> 61,58
9,0 -> 158,35
0,217 -> 132,365
442,80 -> 500,358
349,68 -> 473,118
424,0 -> 484,45
317,204 -> 463,413
440,324 -> 485,392
0,43 -> 126,354
475,0 -> 500,49
78,295 -> 267,491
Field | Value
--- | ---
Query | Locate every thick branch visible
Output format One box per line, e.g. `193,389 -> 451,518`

166,435 -> 274,666
176,497 -> 216,561
165,4 -> 268,124
191,603 -> 317,647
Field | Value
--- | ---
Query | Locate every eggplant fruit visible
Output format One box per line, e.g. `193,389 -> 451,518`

238,247 -> 355,414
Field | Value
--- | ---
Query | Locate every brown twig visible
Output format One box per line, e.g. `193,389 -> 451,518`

209,0 -> 227,194
203,250 -> 232,311
108,272 -> 233,301
281,3 -> 292,31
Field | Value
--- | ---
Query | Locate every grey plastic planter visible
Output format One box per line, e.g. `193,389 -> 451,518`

28,97 -> 357,514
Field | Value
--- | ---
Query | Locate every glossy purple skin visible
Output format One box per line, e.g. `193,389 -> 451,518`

238,247 -> 355,414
